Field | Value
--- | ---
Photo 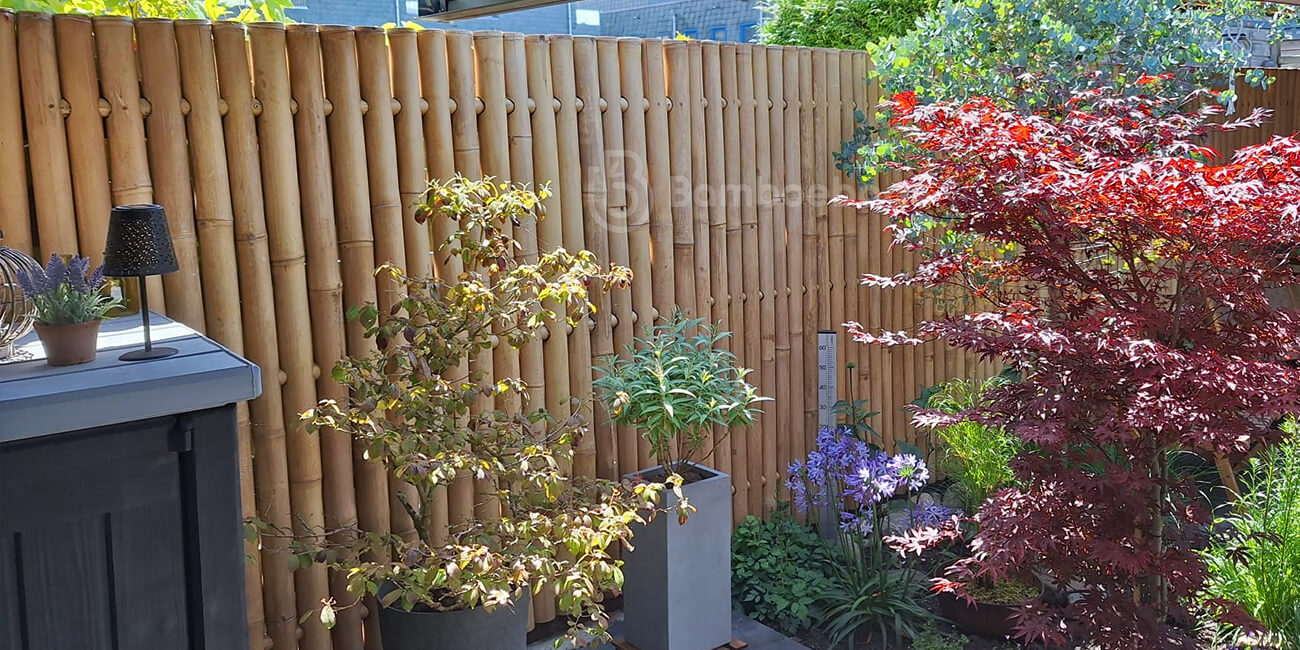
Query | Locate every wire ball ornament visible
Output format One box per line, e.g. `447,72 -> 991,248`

0,231 -> 41,360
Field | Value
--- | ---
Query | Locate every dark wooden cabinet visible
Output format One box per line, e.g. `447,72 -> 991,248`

0,315 -> 260,650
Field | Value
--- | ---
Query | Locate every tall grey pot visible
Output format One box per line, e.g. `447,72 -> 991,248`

621,464 -> 732,650
377,584 -> 530,650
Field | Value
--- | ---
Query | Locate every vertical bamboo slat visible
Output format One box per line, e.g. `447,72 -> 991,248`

18,12 -> 77,258
799,47 -> 819,454
249,22 -> 332,650
319,31 -> 394,609
687,41 -> 710,328
736,45 -> 763,518
138,19 -> 206,328
645,38 -> 678,329
214,20 -> 293,650
596,37 -> 637,477
837,52 -> 860,405
174,20 -> 262,649
416,26 -> 455,548
720,43 -> 748,523
573,36 -> 617,481
95,16 -> 166,309
825,51 -> 844,413
860,52 -> 887,454
52,15 -> 110,265
284,23 -> 364,650
702,42 -> 732,478
752,46 -> 777,515
0,10 -> 31,254
767,46 -> 792,493
782,47 -> 807,467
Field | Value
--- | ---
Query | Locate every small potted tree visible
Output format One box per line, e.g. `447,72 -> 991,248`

303,177 -> 659,650
16,254 -> 119,366
595,314 -> 767,650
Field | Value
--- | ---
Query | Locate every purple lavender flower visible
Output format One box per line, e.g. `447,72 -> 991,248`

43,254 -> 67,290
67,255 -> 91,292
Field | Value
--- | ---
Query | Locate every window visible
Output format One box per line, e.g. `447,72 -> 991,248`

740,22 -> 758,43
681,28 -> 700,39
709,25 -> 727,41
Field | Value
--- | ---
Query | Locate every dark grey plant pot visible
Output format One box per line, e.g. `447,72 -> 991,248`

621,463 -> 731,650
376,584 -> 530,650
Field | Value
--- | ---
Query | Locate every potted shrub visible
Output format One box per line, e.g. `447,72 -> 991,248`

301,177 -> 659,650
595,314 -> 766,650
16,254 -> 119,366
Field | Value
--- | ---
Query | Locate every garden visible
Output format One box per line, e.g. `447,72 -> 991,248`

5,0 -> 1300,648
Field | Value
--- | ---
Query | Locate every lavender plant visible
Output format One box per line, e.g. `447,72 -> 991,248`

16,254 -> 120,326
787,427 -> 941,645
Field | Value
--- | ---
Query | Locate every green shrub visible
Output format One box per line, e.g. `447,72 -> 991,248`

731,511 -> 834,635
757,0 -> 938,50
4,0 -> 293,21
911,624 -> 968,650
925,376 -> 1020,513
1202,424 -> 1300,649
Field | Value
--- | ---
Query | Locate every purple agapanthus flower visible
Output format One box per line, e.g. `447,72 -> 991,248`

889,454 -> 929,491
905,501 -> 961,528
788,426 -> 933,532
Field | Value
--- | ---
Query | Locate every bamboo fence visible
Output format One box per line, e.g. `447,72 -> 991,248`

0,13 -> 1037,648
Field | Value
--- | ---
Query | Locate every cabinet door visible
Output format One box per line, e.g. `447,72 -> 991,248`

0,416 -> 190,650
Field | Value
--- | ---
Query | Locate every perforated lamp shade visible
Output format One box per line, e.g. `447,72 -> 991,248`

102,204 -> 178,361
103,204 -> 178,278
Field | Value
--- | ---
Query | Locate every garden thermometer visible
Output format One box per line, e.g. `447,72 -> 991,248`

816,330 -> 839,538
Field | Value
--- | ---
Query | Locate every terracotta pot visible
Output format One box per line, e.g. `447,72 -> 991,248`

34,320 -> 101,366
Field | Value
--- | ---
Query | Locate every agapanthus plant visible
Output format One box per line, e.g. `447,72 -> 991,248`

16,254 -> 119,325
787,426 -> 937,644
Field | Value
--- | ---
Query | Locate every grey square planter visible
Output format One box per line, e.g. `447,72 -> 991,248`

621,463 -> 732,650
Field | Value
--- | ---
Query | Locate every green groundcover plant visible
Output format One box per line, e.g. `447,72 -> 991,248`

731,510 -> 835,635
1203,422 -> 1300,649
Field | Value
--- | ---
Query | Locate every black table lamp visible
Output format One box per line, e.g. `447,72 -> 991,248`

103,204 -> 179,362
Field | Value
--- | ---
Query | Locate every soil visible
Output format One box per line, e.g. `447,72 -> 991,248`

791,594 -> 1024,650
637,463 -> 714,486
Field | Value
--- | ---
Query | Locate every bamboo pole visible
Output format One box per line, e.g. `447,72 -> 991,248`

767,46 -> 792,493
445,29 -> 485,525
825,50 -> 845,415
138,19 -> 206,329
596,37 -> 637,477
94,16 -> 166,310
782,46 -> 807,467
837,51 -> 860,408
0,10 -> 31,255
720,42 -> 749,523
658,39 -> 694,462
799,47 -> 819,456
861,53 -> 887,455
391,27 -> 446,554
504,33 -> 546,426
17,12 -> 77,259
736,45 -> 763,519
214,20 -> 292,650
284,24 -> 365,650
615,37 -> 656,470
173,21 -> 263,649
357,26 -> 421,545
523,33 -> 565,628
52,15 -> 110,266
644,38 -> 679,327
416,27 -> 455,548
550,35 -> 601,482
687,41 -> 710,328
572,36 -> 617,481
702,41 -> 732,479
751,46 -> 777,516
249,23 -> 333,650
318,30 -> 394,601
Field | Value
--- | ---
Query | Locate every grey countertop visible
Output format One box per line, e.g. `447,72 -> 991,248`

0,313 -> 262,443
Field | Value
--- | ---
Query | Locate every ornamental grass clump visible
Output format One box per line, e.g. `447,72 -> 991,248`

302,176 -> 660,643
16,254 -> 119,325
840,83 -> 1300,647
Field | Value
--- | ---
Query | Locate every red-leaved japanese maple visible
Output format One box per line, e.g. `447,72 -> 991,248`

841,85 -> 1300,648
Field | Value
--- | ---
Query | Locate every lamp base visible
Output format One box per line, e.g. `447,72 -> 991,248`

119,346 -> 178,362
